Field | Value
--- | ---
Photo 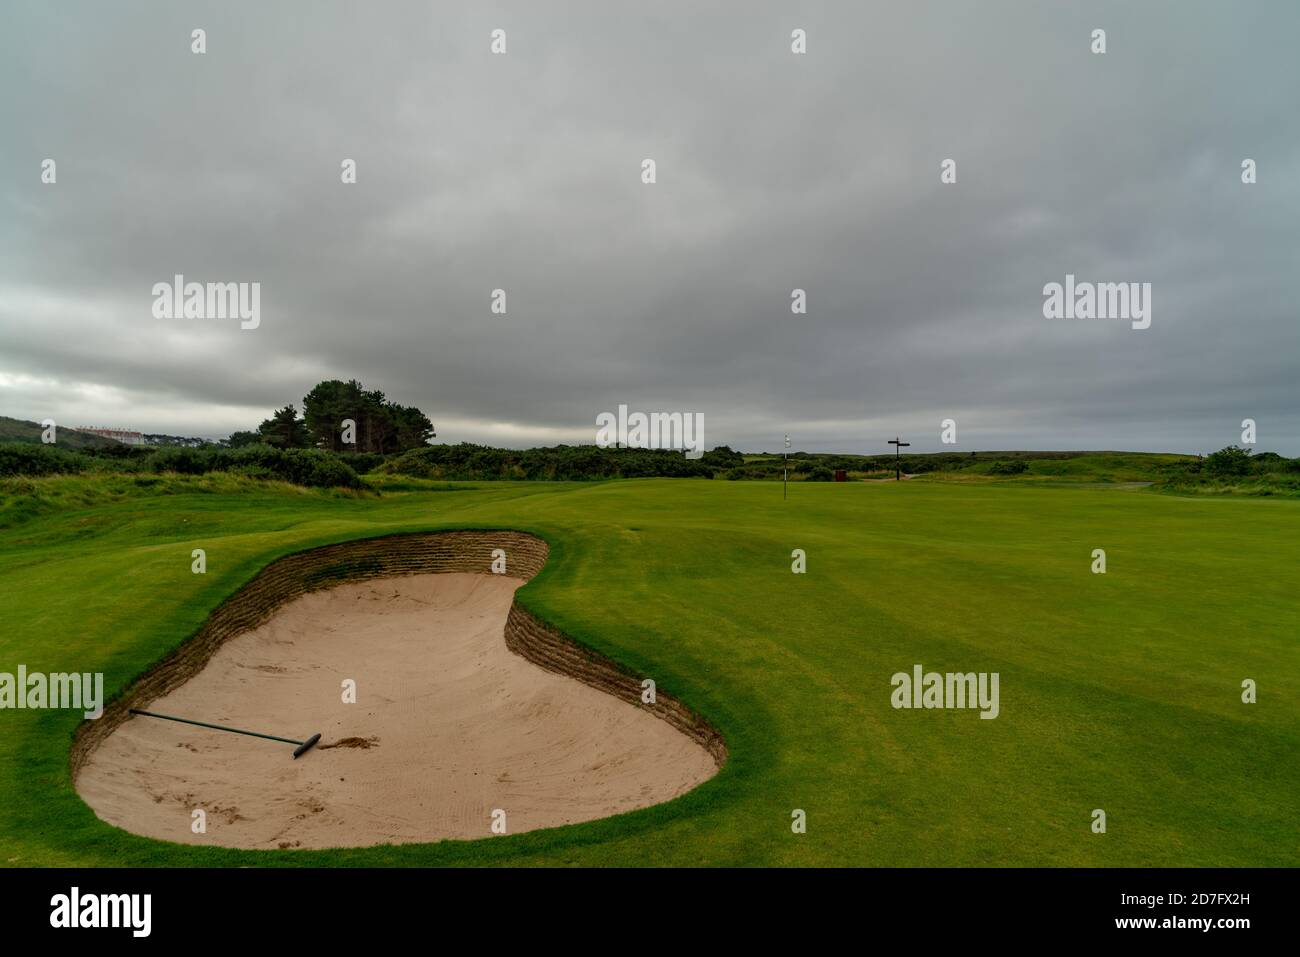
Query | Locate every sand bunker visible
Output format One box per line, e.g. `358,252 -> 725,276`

75,569 -> 720,849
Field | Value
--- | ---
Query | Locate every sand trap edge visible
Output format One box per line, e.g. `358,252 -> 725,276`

70,529 -> 727,782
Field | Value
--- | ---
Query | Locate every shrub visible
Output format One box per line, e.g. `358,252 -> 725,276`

336,451 -> 387,475
0,444 -> 88,477
149,447 -> 211,475
701,446 -> 745,469
989,459 -> 1029,476
281,449 -> 362,488
1205,445 -> 1253,478
147,444 -> 361,488
83,443 -> 155,464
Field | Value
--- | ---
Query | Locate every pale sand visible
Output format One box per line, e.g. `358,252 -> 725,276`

75,573 -> 718,849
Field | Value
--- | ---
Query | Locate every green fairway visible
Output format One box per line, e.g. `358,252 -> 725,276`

0,476 -> 1295,866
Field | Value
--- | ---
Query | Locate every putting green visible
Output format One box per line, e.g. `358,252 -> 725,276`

0,477 -> 1295,866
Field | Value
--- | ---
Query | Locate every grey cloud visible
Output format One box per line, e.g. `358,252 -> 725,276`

1,0 -> 1296,454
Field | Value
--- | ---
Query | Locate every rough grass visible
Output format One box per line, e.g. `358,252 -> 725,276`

0,477 -> 1295,866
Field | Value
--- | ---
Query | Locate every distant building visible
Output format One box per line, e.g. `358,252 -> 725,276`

76,427 -> 146,446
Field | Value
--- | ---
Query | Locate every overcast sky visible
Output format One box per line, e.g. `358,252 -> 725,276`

2,1 -> 1297,454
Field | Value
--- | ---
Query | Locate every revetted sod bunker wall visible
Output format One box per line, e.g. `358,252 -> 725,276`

71,530 -> 726,776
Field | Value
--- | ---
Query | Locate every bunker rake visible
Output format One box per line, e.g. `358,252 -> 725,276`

128,708 -> 322,758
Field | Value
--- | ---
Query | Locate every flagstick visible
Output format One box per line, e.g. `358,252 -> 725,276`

784,433 -> 790,499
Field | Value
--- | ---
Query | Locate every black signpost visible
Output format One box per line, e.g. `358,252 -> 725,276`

888,436 -> 910,481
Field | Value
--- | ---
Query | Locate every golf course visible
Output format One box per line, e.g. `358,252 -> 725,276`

1,474 -> 1295,867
